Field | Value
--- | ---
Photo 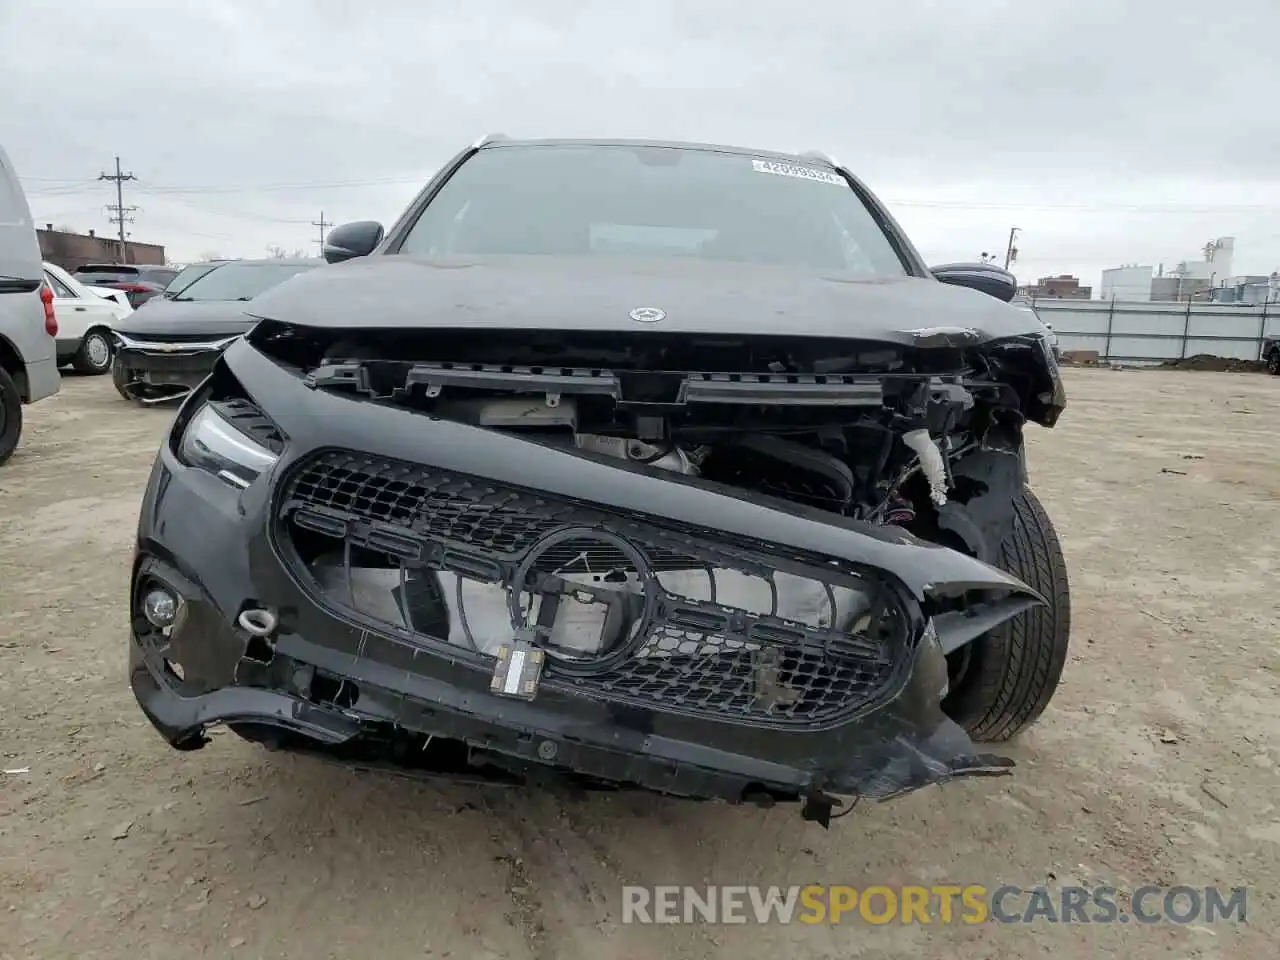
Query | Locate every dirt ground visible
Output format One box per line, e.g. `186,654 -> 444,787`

1,368 -> 1276,959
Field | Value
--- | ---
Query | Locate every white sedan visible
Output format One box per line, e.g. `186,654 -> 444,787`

42,261 -> 132,375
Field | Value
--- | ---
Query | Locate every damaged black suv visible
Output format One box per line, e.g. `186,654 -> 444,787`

129,137 -> 1069,825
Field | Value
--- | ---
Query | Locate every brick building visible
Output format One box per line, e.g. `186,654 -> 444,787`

36,225 -> 166,272
1018,274 -> 1092,300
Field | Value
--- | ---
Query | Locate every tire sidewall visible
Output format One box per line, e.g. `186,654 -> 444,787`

942,487 -> 1071,741
0,367 -> 23,467
77,330 -> 114,374
112,359 -> 135,400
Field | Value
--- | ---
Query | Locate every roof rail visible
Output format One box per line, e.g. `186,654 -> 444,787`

472,132 -> 510,148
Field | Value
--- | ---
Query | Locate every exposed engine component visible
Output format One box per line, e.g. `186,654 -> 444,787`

698,436 -> 859,513
574,433 -> 697,475
736,435 -> 855,508
267,325 -> 1048,527
902,428 -> 950,506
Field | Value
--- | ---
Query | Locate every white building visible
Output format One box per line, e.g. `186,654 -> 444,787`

1169,237 -> 1234,283
1101,238 -> 1238,302
1100,264 -> 1153,301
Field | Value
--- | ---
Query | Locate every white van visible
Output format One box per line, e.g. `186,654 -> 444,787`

0,144 -> 60,466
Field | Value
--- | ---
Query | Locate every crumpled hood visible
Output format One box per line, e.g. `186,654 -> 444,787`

113,298 -> 257,339
246,255 -> 1047,346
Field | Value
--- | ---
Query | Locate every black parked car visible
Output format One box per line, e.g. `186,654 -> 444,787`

111,258 -> 319,403
71,263 -> 180,308
129,138 -> 1070,825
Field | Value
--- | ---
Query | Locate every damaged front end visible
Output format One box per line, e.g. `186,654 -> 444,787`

112,331 -> 241,404
129,321 -> 1062,823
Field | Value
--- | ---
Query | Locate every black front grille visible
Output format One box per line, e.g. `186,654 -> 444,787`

275,450 -> 910,726
119,351 -> 219,376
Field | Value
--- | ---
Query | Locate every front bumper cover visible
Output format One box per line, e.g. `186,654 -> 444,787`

113,333 -> 237,400
128,341 -> 1038,814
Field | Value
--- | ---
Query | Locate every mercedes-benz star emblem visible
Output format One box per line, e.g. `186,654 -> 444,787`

628,307 -> 666,323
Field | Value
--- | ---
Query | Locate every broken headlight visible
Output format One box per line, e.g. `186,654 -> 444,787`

178,403 -> 279,489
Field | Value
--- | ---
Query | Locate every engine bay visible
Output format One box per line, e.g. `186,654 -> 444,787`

249,322 -> 1061,525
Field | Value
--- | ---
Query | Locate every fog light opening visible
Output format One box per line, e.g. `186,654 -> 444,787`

143,587 -> 180,629
163,658 -> 186,681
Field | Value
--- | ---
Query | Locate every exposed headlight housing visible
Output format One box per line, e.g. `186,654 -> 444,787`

178,403 -> 279,489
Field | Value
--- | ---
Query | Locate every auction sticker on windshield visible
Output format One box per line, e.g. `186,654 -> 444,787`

751,159 -> 843,185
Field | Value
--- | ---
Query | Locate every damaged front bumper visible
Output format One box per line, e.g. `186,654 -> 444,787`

129,342 -> 1041,818
113,333 -> 238,402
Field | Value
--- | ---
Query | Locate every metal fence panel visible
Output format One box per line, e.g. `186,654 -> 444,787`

1032,299 -> 1275,361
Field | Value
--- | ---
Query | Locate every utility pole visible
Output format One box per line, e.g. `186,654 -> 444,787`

99,156 -> 138,264
312,211 -> 332,251
1003,226 -> 1021,270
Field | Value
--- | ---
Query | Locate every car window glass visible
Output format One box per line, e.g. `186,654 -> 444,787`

73,266 -> 138,284
75,265 -> 139,276
44,271 -> 77,298
399,144 -> 908,276
172,262 -> 316,301
165,264 -> 216,296
147,268 -> 179,287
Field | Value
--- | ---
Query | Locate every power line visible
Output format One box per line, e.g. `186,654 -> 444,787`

133,175 -> 422,195
98,156 -> 138,263
311,211 -> 333,251
132,186 -> 314,225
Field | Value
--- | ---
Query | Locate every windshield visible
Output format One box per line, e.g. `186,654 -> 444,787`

164,263 -> 218,297
398,144 -> 909,275
172,261 -> 316,301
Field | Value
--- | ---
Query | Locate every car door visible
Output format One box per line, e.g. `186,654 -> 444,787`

43,265 -> 118,345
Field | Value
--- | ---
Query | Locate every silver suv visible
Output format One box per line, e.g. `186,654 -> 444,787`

0,144 -> 60,465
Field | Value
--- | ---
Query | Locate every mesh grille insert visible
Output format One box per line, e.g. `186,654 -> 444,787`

276,449 -> 910,726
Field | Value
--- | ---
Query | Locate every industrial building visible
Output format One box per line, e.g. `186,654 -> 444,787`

1018,274 -> 1092,299
1100,237 -> 1238,302
1206,274 -> 1280,304
1100,265 -> 1154,301
36,224 -> 167,273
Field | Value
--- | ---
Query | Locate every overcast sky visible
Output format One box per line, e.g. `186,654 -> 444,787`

3,0 -> 1277,287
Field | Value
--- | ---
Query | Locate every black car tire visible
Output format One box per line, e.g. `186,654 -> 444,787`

1267,350 -> 1280,375
943,489 -> 1071,742
0,366 -> 24,467
72,329 -> 114,375
112,359 -> 136,401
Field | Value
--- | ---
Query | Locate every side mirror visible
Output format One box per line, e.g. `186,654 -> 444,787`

323,221 -> 385,264
930,262 -> 1017,303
